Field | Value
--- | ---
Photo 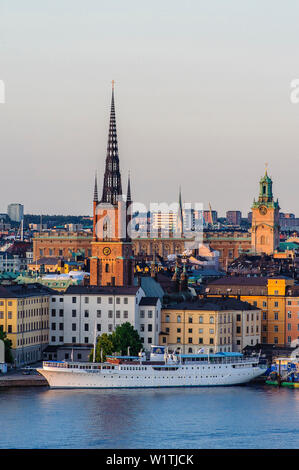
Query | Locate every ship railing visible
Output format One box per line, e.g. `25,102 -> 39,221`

182,357 -> 259,365
42,361 -> 101,369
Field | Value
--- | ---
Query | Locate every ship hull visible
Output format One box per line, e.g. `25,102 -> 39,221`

37,364 -> 266,389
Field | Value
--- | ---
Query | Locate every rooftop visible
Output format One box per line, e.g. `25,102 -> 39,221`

163,297 -> 260,311
139,296 -> 160,306
64,285 -> 141,295
0,283 -> 55,298
207,276 -> 268,286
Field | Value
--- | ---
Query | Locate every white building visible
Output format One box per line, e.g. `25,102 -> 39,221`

138,297 -> 162,350
0,253 -> 27,273
47,284 -> 162,360
231,307 -> 261,352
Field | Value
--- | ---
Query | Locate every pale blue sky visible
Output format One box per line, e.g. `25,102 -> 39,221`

1,0 -> 299,216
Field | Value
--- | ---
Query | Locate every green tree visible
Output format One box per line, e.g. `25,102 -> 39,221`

90,333 -> 114,362
0,329 -> 13,363
111,322 -> 143,356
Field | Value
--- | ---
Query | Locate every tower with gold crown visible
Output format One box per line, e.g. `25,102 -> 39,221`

251,166 -> 280,255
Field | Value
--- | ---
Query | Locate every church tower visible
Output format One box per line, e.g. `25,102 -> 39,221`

90,82 -> 134,286
251,168 -> 280,255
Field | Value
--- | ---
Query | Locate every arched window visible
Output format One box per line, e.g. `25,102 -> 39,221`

210,316 -> 214,324
105,264 -> 109,273
177,315 -> 181,323
166,315 -> 170,323
260,235 -> 265,245
199,316 -> 203,323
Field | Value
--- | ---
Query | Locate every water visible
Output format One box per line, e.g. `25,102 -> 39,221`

0,384 -> 299,449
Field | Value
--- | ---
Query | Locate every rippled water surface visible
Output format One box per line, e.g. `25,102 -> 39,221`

0,384 -> 299,448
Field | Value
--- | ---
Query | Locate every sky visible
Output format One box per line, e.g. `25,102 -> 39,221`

1,0 -> 299,217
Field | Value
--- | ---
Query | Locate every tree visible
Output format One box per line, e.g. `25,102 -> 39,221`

111,322 -> 143,356
0,329 -> 13,364
90,333 -> 114,363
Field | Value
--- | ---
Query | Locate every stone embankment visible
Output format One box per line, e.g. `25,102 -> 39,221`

0,372 -> 48,388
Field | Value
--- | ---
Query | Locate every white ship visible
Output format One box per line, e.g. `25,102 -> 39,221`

37,346 -> 266,389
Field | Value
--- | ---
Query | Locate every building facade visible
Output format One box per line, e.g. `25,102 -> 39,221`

0,284 -> 51,366
226,211 -> 242,226
47,285 -> 162,359
203,229 -> 251,268
33,231 -> 92,261
203,276 -> 295,346
160,298 -> 261,354
160,300 -> 230,354
7,203 -> 24,222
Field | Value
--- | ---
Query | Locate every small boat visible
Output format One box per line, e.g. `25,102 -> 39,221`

266,356 -> 299,388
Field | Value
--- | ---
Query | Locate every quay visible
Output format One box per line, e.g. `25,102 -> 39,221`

0,372 -> 48,388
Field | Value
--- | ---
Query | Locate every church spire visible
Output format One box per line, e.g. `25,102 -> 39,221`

93,171 -> 98,202
101,81 -> 122,205
178,185 -> 183,237
126,171 -> 132,203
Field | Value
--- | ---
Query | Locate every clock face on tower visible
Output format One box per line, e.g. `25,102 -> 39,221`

259,206 -> 268,216
103,247 -> 111,256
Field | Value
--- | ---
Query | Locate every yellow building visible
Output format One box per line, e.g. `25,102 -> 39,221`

204,276 -> 294,346
28,257 -> 64,274
160,302 -> 231,354
0,284 -> 52,366
160,298 -> 260,354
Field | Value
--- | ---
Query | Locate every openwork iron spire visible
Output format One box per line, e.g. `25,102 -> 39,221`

93,171 -> 98,202
101,81 -> 122,205
126,171 -> 132,203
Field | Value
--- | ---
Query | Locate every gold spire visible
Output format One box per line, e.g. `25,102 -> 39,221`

265,162 -> 268,176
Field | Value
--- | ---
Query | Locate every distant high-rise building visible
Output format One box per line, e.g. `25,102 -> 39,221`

152,211 -> 178,232
203,210 -> 217,225
226,211 -> 242,226
7,203 -> 24,222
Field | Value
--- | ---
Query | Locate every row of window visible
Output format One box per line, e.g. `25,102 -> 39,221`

140,310 -> 156,318
40,248 -> 92,257
3,321 -> 49,334
65,297 -> 130,305
18,321 -> 49,332
0,309 -> 49,320
236,326 -> 259,334
174,337 -> 216,345
17,335 -> 48,346
140,324 -> 158,332
164,327 -> 217,334
236,313 -> 259,322
51,335 -> 154,346
165,315 -> 218,324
